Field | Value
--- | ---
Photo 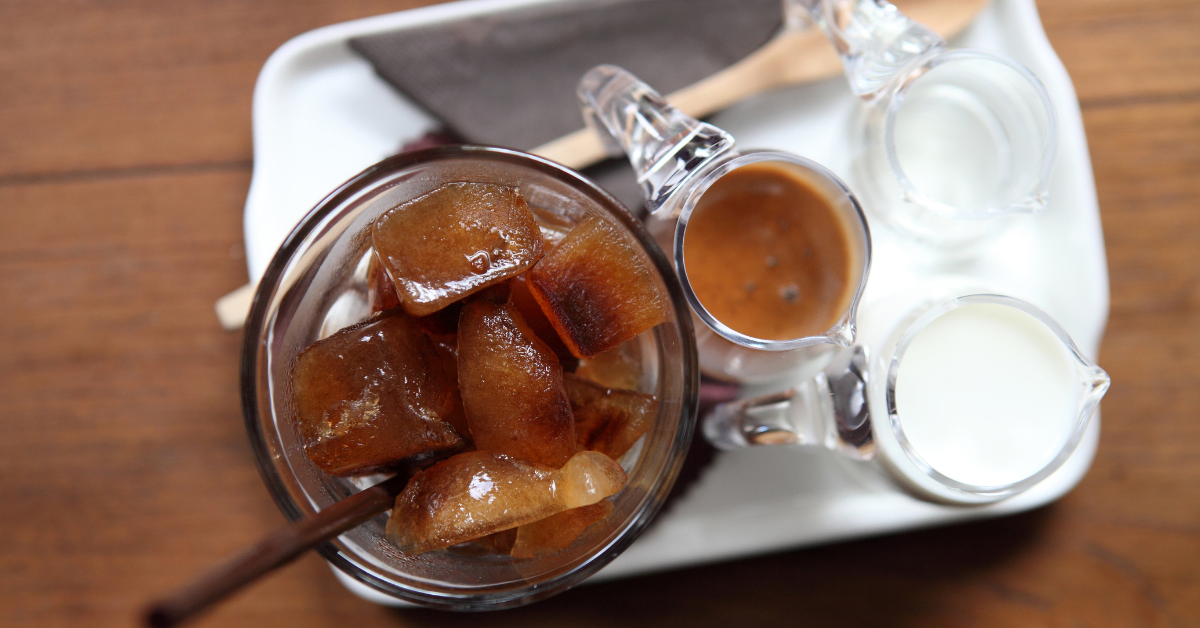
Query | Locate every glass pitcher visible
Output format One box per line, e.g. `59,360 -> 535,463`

793,0 -> 1058,250
704,283 -> 1109,504
579,65 -> 871,384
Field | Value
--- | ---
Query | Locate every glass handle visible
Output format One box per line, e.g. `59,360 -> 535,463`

578,65 -> 736,216
790,0 -> 946,99
702,346 -> 875,460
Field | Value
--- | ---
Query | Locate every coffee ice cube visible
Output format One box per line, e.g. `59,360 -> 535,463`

291,310 -> 463,476
511,499 -> 613,559
457,301 -> 576,468
473,528 -> 518,554
558,450 -> 628,508
574,340 -> 644,390
508,273 -> 574,363
386,450 -> 626,554
528,215 -> 671,358
415,303 -> 462,348
367,252 -> 401,315
564,373 -> 657,460
443,527 -> 518,557
428,338 -> 472,445
372,182 -> 544,317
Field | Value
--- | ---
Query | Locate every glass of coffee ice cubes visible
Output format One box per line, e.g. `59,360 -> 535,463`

240,145 -> 698,609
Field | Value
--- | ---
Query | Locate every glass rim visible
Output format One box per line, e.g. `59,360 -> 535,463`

671,150 -> 872,351
240,144 -> 700,608
883,294 -> 1108,500
882,48 -> 1060,220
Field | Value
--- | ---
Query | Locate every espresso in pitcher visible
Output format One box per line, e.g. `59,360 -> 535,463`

683,162 -> 859,341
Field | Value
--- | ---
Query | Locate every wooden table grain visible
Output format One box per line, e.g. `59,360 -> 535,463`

1,1 -> 1197,626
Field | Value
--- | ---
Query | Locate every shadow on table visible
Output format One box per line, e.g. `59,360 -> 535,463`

391,505 -> 1055,628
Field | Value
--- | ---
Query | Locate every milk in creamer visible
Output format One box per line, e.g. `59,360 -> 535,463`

894,303 -> 1079,487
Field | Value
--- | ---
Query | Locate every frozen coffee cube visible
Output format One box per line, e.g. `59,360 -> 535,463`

529,215 -> 671,358
564,373 -> 657,460
415,302 -> 462,347
445,528 -> 516,557
558,450 -> 628,508
458,301 -> 576,468
527,200 -> 575,248
511,500 -> 613,559
428,338 -> 472,446
372,182 -> 544,317
574,340 -> 645,391
474,528 -> 518,554
508,273 -> 574,364
386,450 -> 626,555
367,252 -> 401,315
387,452 -> 560,555
291,310 -> 462,476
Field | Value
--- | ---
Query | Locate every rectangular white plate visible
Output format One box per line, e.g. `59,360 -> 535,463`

241,0 -> 1109,603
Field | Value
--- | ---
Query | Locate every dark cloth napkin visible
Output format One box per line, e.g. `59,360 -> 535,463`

350,0 -> 781,150
349,0 -> 781,210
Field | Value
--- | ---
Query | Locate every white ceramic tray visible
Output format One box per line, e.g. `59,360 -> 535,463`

241,0 -> 1109,604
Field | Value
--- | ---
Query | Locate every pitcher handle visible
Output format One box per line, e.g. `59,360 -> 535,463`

703,346 -> 875,460
789,0 -> 946,99
578,65 -> 736,216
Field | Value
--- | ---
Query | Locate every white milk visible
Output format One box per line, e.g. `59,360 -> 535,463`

893,303 -> 1079,487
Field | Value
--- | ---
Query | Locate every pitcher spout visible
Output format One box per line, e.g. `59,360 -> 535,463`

826,318 -> 857,347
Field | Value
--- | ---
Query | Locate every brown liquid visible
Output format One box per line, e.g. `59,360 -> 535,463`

682,162 -> 859,341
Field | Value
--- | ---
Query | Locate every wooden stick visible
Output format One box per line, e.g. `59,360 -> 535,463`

214,281 -> 257,331
143,473 -> 410,628
531,28 -> 838,170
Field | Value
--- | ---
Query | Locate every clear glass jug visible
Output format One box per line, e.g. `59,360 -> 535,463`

704,284 -> 1109,504
579,65 -> 871,384
794,0 -> 1058,249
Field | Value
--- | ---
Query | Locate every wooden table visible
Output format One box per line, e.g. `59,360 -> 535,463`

2,1 -> 1197,626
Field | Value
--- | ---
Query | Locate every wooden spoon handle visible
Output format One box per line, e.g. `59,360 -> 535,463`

662,29 -> 838,123
533,29 -> 838,170
532,127 -> 608,172
143,474 -> 409,628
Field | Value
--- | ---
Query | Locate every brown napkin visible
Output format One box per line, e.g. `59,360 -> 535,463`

350,0 -> 781,210
350,0 -> 781,150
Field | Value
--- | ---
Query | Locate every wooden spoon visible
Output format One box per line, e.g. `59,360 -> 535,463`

215,0 -> 990,331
